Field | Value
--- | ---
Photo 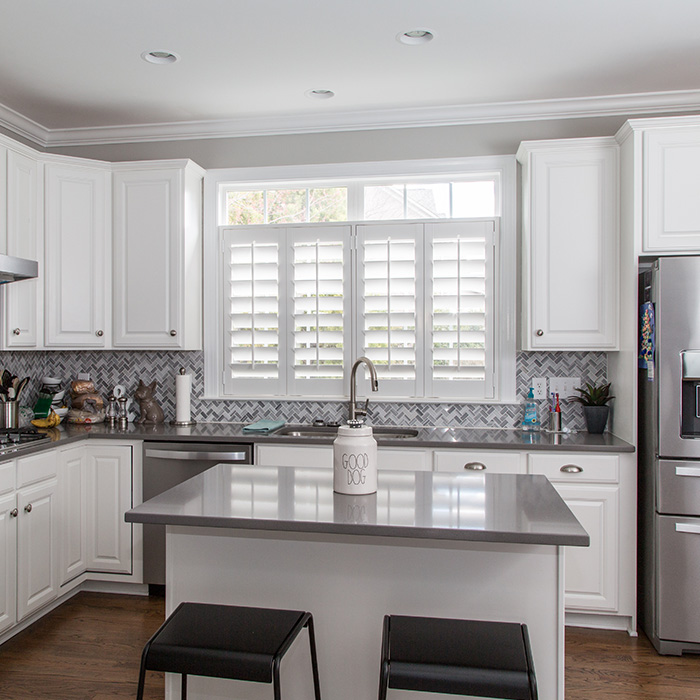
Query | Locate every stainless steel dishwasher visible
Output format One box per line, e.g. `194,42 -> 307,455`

142,441 -> 252,587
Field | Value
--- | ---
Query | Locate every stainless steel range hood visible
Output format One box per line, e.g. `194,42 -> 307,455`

0,254 -> 38,283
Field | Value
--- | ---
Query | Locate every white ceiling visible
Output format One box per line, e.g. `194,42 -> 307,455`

3,0 -> 700,146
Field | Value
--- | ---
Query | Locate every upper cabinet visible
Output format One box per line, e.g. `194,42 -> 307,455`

518,138 -> 619,351
3,148 -> 43,349
44,161 -> 110,348
112,161 -> 204,349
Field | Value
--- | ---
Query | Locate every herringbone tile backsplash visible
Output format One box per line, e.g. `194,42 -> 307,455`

3,350 -> 606,431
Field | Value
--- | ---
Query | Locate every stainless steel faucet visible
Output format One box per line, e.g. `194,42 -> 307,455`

349,356 -> 379,422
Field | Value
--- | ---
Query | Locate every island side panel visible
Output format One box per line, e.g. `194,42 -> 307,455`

166,526 -> 564,700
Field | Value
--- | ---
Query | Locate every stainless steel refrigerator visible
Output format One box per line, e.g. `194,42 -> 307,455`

639,256 -> 700,654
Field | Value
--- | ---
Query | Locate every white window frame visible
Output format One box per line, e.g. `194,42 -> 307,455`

204,156 -> 517,403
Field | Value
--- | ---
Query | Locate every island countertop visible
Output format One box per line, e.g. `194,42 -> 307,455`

126,464 -> 589,547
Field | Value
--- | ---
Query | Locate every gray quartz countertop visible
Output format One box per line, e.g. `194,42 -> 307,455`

52,421 -> 634,452
125,464 -> 590,547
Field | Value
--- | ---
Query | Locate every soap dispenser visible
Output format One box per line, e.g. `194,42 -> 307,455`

521,387 -> 540,432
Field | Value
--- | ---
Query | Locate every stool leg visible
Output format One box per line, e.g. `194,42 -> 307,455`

136,639 -> 152,700
305,616 -> 322,700
377,616 -> 391,700
181,673 -> 187,700
272,662 -> 282,700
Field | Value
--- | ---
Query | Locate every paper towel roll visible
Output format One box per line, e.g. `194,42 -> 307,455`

175,372 -> 192,423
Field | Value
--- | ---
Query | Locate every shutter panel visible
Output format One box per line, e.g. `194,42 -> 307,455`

287,225 -> 352,396
222,227 -> 286,396
357,223 -> 423,398
425,221 -> 496,399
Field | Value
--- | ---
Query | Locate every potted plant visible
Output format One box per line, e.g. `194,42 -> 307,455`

569,381 -> 614,434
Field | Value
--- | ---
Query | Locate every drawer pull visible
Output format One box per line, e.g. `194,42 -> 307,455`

675,466 -> 700,478
464,462 -> 486,471
560,464 -> 583,474
24,503 -> 32,513
676,523 -> 700,535
10,508 -> 17,518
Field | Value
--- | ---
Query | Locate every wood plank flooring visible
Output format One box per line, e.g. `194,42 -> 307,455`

1,591 -> 699,699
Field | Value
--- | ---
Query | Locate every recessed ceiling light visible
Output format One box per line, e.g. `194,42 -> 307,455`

397,29 -> 434,45
141,50 -> 180,65
305,89 -> 335,100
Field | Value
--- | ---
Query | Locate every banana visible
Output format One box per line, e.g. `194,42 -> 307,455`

31,410 -> 61,428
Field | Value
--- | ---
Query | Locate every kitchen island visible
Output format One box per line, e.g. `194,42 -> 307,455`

126,464 -> 588,700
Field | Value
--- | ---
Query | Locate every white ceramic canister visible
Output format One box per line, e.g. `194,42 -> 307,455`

333,421 -> 377,495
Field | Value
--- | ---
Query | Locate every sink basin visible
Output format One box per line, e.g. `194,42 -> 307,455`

276,425 -> 419,439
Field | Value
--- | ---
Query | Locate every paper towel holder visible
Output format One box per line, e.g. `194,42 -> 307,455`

170,367 -> 197,427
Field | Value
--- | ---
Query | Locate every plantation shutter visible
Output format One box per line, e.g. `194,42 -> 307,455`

425,220 -> 496,399
286,225 -> 352,396
222,227 -> 285,396
356,223 -> 423,398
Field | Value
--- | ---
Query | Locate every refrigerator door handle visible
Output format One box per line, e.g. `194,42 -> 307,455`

675,522 -> 700,534
675,466 -> 700,477
696,385 -> 700,419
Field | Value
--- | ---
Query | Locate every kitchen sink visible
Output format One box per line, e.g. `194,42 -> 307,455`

276,425 -> 419,439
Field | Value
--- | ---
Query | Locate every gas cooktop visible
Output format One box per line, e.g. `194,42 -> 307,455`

0,427 -> 51,456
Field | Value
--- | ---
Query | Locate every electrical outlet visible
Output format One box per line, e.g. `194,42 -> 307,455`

531,378 -> 547,400
548,377 -> 580,402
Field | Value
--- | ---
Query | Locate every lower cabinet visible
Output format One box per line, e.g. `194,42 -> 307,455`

0,486 -> 17,635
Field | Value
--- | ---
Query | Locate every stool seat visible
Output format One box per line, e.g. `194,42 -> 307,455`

379,615 -> 537,700
137,602 -> 321,700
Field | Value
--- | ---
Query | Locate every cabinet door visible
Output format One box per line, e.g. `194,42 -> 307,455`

45,163 -> 109,347
552,483 -> 619,612
0,492 -> 17,635
112,168 -> 182,348
58,446 -> 87,587
85,445 -> 132,574
644,127 -> 700,252
16,478 -> 59,621
520,140 -> 619,350
5,149 -> 42,348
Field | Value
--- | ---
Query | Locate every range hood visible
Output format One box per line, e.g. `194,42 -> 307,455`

0,254 -> 38,283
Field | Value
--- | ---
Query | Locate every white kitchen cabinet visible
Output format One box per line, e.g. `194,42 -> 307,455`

517,138 -> 619,350
85,444 -> 134,575
643,125 -> 700,252
4,147 -> 43,349
0,462 -> 17,635
433,449 -> 524,474
112,160 -> 204,349
44,161 -> 110,347
58,446 -> 87,587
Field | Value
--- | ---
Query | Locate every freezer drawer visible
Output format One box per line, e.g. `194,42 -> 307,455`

658,460 -> 700,516
657,514 -> 700,644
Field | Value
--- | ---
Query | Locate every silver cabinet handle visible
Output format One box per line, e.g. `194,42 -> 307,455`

170,330 -> 177,337
96,330 -> 104,337
24,503 -> 32,513
560,464 -> 583,473
13,328 -> 20,335
676,523 -> 700,534
10,508 -> 17,518
536,329 -> 544,337
144,449 -> 248,462
464,462 -> 486,471
676,466 -> 700,478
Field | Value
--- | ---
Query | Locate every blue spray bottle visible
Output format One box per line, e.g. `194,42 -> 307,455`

521,387 -> 540,432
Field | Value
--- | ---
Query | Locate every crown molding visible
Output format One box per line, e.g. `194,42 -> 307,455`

4,89 -> 700,148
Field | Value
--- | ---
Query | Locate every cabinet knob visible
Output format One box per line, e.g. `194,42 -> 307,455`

10,508 -> 17,518
95,330 -> 103,337
560,464 -> 583,473
24,503 -> 32,513
464,462 -> 486,471
12,328 -> 20,336
536,329 -> 544,337
170,329 -> 177,337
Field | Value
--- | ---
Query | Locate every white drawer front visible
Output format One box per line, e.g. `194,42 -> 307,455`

255,444 -> 333,469
433,450 -> 524,474
528,453 -> 619,483
17,451 -> 57,488
0,461 -> 15,495
377,449 -> 431,472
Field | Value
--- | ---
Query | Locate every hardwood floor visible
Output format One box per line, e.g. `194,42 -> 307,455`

1,592 -> 699,699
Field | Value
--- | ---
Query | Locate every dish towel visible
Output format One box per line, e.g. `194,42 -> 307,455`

242,419 -> 285,434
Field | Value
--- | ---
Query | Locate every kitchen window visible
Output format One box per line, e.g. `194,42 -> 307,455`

205,157 -> 516,402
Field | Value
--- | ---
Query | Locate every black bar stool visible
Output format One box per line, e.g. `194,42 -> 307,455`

136,602 -> 322,700
378,614 -> 537,700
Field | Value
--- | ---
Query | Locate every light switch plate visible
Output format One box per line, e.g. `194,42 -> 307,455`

531,378 -> 547,400
549,377 -> 580,401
